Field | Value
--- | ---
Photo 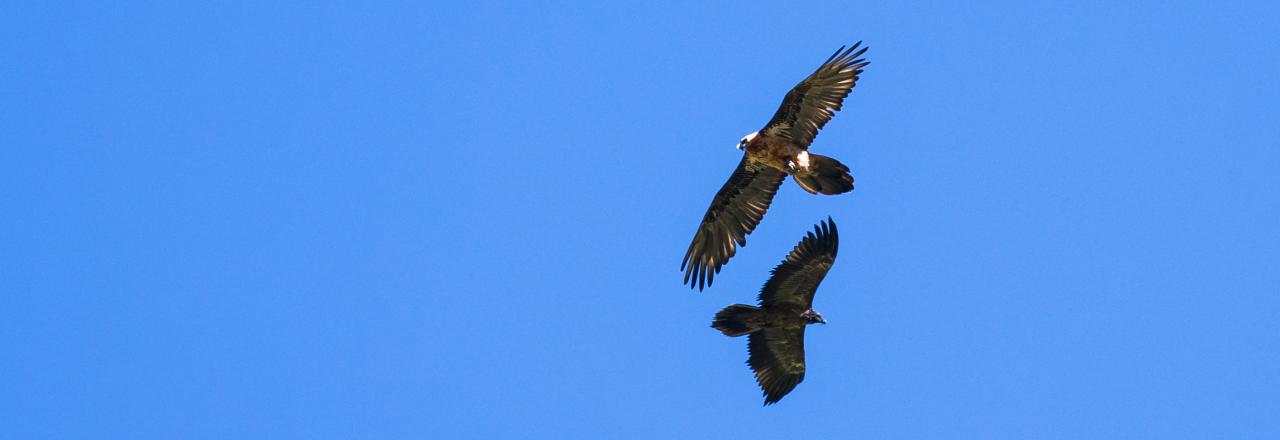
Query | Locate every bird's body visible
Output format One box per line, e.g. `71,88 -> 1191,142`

712,218 -> 840,405
741,131 -> 800,172
714,303 -> 815,335
682,43 -> 869,290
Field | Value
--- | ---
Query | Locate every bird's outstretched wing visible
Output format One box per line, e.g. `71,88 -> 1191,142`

682,157 -> 787,291
748,327 -> 807,405
758,218 -> 839,308
761,43 -> 870,149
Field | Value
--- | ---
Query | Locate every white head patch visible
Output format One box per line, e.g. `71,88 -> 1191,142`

737,131 -> 759,150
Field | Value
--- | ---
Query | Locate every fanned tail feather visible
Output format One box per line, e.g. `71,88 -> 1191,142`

793,153 -> 854,195
712,304 -> 764,337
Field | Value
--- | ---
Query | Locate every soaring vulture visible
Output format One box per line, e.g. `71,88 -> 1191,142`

682,42 -> 868,291
711,218 -> 839,405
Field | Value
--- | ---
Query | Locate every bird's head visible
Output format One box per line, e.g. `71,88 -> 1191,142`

802,308 -> 826,325
737,131 -> 759,150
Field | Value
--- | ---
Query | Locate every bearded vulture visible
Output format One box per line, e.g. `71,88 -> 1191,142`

682,42 -> 868,291
712,218 -> 839,405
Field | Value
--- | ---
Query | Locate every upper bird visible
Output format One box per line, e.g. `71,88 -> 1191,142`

681,42 -> 869,291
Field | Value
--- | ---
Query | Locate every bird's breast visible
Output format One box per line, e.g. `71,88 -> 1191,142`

745,135 -> 800,173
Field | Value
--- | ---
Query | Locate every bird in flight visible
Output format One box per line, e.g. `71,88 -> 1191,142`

681,42 -> 869,291
711,218 -> 840,405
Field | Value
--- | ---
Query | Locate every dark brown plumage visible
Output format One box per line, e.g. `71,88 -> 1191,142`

761,43 -> 870,149
681,158 -> 787,290
682,43 -> 868,291
712,218 -> 840,405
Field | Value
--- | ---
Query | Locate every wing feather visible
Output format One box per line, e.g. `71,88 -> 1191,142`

761,42 -> 870,149
748,327 -> 807,405
758,218 -> 839,308
682,157 -> 787,291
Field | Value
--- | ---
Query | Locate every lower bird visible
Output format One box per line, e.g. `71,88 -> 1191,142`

712,218 -> 840,405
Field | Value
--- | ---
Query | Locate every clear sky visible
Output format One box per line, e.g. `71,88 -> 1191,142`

2,1 -> 1278,438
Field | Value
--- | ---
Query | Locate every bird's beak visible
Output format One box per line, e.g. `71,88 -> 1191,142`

817,317 -> 827,324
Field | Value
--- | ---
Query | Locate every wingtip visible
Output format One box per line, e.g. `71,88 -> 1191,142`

761,390 -> 780,406
825,217 -> 839,256
822,45 -> 847,65
847,41 -> 870,63
682,248 -> 714,291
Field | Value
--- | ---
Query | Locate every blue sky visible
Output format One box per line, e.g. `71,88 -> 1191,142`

2,1 -> 1278,438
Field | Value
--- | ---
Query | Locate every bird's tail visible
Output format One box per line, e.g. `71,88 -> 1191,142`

712,304 -> 765,337
793,153 -> 854,195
